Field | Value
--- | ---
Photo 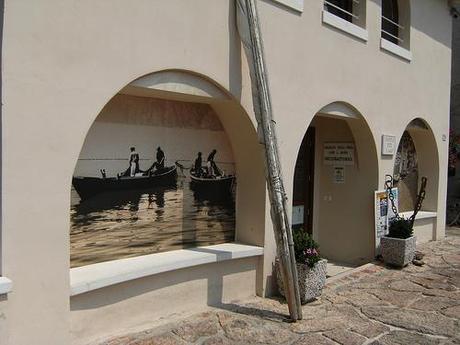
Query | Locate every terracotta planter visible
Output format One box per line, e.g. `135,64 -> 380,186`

276,259 -> 327,304
381,236 -> 416,267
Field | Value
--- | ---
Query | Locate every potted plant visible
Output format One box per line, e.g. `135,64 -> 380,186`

449,129 -> 460,177
381,217 -> 416,268
276,229 -> 327,304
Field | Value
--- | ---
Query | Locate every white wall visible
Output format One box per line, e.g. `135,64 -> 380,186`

0,0 -> 452,343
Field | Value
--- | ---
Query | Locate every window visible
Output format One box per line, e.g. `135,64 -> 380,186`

381,0 -> 410,51
322,0 -> 368,41
325,0 -> 353,22
381,0 -> 400,44
323,0 -> 367,30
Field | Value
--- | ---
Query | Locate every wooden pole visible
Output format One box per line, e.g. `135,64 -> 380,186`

236,0 -> 303,321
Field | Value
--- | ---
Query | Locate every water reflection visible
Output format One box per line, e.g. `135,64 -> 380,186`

70,176 -> 235,268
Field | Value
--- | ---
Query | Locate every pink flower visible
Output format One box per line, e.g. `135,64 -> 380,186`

306,248 -> 312,255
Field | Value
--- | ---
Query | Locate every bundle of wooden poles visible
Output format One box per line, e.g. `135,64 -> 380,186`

236,0 -> 303,321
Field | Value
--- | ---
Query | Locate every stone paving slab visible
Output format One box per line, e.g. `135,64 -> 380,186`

99,228 -> 460,345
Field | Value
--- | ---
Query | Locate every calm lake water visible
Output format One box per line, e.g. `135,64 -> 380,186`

70,175 -> 235,268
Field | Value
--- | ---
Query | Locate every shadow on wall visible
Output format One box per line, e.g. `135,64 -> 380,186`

70,257 -> 256,311
70,256 -> 286,329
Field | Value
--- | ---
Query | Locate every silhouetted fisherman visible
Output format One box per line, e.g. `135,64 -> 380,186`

194,152 -> 203,177
156,146 -> 165,169
147,146 -> 165,175
122,146 -> 140,177
207,149 -> 221,177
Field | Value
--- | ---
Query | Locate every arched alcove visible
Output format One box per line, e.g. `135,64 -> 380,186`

393,118 -> 439,242
395,118 -> 439,211
69,70 -> 266,268
393,118 -> 439,241
292,102 -> 379,266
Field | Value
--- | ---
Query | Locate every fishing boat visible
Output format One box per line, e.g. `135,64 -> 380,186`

72,165 -> 177,200
189,169 -> 235,195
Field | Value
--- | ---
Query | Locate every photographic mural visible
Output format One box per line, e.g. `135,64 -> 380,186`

70,94 -> 236,268
393,130 -> 418,212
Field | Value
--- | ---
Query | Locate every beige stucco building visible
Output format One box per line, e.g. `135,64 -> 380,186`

0,0 -> 453,344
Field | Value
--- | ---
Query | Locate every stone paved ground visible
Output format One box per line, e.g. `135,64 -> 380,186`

100,229 -> 460,345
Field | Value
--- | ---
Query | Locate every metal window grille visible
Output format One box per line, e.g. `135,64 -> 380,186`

381,0 -> 403,45
381,15 -> 404,43
324,0 -> 359,21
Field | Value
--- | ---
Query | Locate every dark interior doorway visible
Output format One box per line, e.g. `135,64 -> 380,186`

292,127 -> 315,234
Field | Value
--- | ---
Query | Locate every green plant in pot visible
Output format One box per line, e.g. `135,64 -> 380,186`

388,217 -> 413,239
381,175 -> 426,268
276,229 -> 327,304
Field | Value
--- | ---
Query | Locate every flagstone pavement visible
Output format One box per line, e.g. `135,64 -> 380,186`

100,228 -> 460,345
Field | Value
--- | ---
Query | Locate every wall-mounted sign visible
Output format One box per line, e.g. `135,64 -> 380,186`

323,142 -> 355,166
375,190 -> 388,246
292,205 -> 304,225
381,135 -> 396,155
374,187 -> 399,248
333,166 -> 345,183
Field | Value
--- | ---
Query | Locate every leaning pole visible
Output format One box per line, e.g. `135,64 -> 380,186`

236,0 -> 302,321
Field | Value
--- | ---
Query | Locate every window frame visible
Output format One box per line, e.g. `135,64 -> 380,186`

322,0 -> 368,41
380,0 -> 411,60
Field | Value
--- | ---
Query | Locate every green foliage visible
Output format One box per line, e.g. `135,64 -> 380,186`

293,228 -> 321,268
388,217 -> 413,239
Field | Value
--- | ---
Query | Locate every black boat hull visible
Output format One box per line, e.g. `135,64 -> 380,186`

73,166 -> 177,200
189,173 -> 235,196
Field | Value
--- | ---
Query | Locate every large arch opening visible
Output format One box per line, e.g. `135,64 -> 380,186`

393,118 -> 439,242
292,102 -> 379,267
69,70 -> 266,268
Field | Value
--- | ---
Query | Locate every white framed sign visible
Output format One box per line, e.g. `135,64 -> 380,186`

292,205 -> 304,225
323,142 -> 355,166
374,188 -> 399,248
375,190 -> 388,246
381,135 -> 396,155
333,166 -> 345,183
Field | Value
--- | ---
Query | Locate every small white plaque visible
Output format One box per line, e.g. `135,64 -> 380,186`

333,166 -> 345,183
381,135 -> 396,155
292,205 -> 304,225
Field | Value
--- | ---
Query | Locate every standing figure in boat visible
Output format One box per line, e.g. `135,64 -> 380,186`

147,146 -> 166,175
193,152 -> 203,177
207,149 -> 221,177
126,146 -> 140,177
156,146 -> 165,170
